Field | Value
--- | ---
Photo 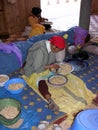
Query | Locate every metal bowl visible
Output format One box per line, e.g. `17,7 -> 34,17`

48,74 -> 67,87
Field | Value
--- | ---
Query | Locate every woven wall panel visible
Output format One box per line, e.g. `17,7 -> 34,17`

89,15 -> 98,37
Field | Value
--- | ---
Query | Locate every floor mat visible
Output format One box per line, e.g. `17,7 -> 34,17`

0,53 -> 98,130
73,53 -> 98,93
90,37 -> 98,43
84,45 -> 98,55
0,84 -> 66,130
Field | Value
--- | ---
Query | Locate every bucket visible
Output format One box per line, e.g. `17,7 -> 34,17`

68,109 -> 98,130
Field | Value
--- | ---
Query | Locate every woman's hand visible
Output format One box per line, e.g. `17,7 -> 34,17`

44,64 -> 60,70
49,64 -> 60,69
40,17 -> 48,22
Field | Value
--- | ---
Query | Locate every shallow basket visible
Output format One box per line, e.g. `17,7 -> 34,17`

57,62 -> 74,75
5,78 -> 26,94
0,98 -> 21,126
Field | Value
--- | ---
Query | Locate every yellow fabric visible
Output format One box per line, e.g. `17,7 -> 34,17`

22,70 -> 96,124
63,34 -> 68,39
28,16 -> 45,38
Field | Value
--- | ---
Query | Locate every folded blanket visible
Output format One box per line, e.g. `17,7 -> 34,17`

22,70 -> 96,124
0,42 -> 22,67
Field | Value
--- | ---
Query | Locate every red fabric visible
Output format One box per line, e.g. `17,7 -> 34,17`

93,95 -> 98,106
53,114 -> 67,124
38,80 -> 51,99
49,36 -> 66,49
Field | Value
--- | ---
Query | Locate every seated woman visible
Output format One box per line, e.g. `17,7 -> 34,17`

24,36 -> 67,111
24,36 -> 66,76
28,7 -> 48,38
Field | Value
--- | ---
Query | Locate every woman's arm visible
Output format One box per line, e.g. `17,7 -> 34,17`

44,64 -> 60,70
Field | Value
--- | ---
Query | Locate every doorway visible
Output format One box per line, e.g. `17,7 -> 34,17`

40,0 -> 81,31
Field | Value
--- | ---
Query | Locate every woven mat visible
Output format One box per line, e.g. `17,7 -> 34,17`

90,37 -> 98,43
0,80 -> 66,130
84,45 -> 98,55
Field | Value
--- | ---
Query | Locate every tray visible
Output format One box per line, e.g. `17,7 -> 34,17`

66,58 -> 89,72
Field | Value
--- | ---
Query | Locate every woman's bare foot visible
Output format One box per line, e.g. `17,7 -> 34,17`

48,98 -> 59,112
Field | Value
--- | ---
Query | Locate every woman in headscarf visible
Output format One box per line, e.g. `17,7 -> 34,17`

24,36 -> 66,111
24,36 -> 66,76
28,7 -> 46,37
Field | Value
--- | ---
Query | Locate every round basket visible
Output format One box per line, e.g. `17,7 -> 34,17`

57,62 -> 74,75
0,98 -> 21,126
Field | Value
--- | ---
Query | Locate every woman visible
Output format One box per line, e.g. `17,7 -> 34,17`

24,36 -> 66,76
24,35 -> 66,111
28,7 -> 46,37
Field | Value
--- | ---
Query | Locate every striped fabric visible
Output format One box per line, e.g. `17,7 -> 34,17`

89,15 -> 98,38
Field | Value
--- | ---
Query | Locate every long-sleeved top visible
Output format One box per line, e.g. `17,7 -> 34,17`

28,16 -> 45,37
24,40 -> 56,76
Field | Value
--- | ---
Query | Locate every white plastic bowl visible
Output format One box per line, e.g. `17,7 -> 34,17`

0,74 -> 9,87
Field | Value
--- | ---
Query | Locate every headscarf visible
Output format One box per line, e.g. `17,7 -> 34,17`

49,36 -> 66,49
32,7 -> 42,17
74,26 -> 88,48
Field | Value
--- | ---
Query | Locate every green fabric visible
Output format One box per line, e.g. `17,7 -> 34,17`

24,40 -> 56,76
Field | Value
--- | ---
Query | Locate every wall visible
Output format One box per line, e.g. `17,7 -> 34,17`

0,0 -> 40,35
91,0 -> 98,14
0,0 -> 8,35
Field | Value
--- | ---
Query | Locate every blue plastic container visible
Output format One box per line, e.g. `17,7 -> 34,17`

5,78 -> 26,94
68,109 -> 98,130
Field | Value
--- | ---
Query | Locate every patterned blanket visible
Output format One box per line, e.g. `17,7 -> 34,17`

22,70 -> 96,124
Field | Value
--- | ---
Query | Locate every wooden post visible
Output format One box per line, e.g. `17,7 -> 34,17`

79,0 -> 92,30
